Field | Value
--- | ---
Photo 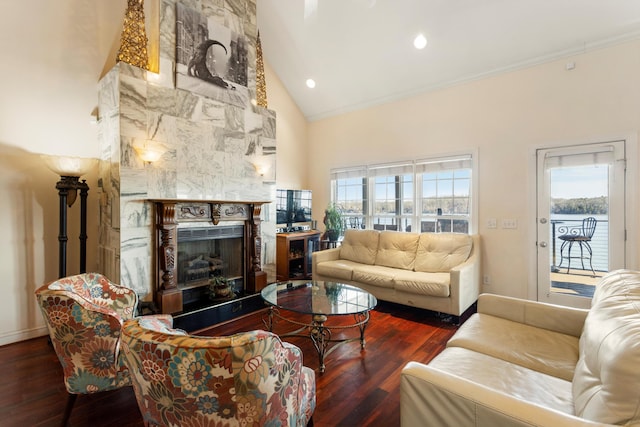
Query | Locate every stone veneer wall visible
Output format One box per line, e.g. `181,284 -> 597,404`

97,0 -> 276,298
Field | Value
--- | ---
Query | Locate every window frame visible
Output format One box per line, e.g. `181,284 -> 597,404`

330,151 -> 478,234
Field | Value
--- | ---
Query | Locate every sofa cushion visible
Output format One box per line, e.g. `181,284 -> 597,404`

415,233 -> 473,273
447,313 -> 580,381
315,259 -> 360,282
374,231 -> 419,270
352,264 -> 397,289
428,347 -> 575,416
572,269 -> 640,425
339,229 -> 380,265
393,270 -> 450,297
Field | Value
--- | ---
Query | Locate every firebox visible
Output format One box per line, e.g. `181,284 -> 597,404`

177,225 -> 244,311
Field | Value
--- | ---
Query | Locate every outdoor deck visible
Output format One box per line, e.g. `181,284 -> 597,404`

551,268 -> 604,298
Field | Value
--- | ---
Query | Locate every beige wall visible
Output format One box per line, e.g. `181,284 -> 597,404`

0,1 -> 125,344
265,61 -> 310,190
307,40 -> 640,299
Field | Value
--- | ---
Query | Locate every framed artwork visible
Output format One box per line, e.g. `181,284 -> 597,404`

175,3 -> 249,107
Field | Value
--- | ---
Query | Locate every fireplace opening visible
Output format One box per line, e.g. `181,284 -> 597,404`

177,225 -> 245,312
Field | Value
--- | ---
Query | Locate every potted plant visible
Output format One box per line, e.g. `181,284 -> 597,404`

208,275 -> 233,299
324,204 -> 344,242
324,282 -> 343,304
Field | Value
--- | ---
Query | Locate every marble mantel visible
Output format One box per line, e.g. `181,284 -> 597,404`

151,199 -> 270,314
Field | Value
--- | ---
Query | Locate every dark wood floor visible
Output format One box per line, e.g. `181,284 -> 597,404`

0,301 -> 467,427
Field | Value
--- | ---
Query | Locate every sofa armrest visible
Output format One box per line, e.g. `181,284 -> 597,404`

312,247 -> 341,270
478,293 -> 588,337
448,234 -> 481,315
401,362 -> 609,427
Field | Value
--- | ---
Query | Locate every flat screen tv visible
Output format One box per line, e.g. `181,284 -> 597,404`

276,189 -> 312,227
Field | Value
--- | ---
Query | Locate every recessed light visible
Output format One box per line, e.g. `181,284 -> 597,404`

306,78 -> 316,89
414,34 -> 427,50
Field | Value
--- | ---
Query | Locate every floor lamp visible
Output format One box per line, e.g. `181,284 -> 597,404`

42,156 -> 97,278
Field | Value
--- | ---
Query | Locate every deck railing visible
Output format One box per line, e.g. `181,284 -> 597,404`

550,217 -> 608,273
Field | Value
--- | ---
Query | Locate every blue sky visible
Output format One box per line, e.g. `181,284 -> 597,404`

550,165 -> 608,199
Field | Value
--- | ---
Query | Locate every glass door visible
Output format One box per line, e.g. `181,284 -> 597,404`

536,141 -> 626,308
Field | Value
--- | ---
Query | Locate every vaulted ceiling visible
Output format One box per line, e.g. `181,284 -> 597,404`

257,0 -> 640,121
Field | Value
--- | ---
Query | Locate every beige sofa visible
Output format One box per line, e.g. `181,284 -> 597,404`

401,269 -> 640,427
312,229 -> 480,317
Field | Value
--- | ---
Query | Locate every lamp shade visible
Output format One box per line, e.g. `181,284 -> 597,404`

42,155 -> 98,177
133,140 -> 167,163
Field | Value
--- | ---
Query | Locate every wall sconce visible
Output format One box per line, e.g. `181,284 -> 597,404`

250,156 -> 271,177
41,155 -> 98,278
133,140 -> 167,163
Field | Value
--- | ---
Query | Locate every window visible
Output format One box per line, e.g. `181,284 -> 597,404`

331,154 -> 474,234
331,167 -> 367,230
369,162 -> 414,231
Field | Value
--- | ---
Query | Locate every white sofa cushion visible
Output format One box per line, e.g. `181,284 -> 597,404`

447,313 -> 579,381
572,269 -> 640,425
352,264 -> 397,289
339,229 -> 380,265
427,347 -> 575,416
375,231 -> 419,270
314,259 -> 361,281
415,233 -> 473,273
393,270 -> 450,297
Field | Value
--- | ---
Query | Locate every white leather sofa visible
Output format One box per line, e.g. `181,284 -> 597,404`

401,269 -> 640,427
312,229 -> 480,317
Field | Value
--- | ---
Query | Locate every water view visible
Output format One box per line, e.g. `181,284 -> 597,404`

549,213 -> 608,273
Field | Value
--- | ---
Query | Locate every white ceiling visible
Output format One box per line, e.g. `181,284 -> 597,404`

257,0 -> 640,121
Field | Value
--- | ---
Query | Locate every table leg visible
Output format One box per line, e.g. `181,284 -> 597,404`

310,314 -> 330,373
263,306 -> 275,332
355,312 -> 369,349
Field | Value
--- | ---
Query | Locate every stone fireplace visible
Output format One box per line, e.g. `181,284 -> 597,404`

95,0 -> 277,319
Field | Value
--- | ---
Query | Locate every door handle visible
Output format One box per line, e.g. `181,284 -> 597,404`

539,241 -> 548,248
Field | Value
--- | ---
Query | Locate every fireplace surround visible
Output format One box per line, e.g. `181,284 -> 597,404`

152,199 -> 269,315
96,0 -> 277,331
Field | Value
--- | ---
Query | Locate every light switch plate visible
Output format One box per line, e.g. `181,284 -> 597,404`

502,218 -> 517,229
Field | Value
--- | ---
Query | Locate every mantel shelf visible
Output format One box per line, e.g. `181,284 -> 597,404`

148,198 -> 272,205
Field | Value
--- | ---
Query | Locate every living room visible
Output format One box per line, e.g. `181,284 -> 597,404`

2,0 -> 640,425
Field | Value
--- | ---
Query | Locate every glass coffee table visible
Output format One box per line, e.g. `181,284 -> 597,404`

261,280 -> 377,373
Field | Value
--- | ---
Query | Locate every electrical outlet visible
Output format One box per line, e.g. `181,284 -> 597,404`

483,275 -> 491,285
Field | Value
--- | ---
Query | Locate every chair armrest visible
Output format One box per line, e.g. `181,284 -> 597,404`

57,290 -> 127,323
478,294 -> 588,337
141,314 -> 174,328
114,290 -> 139,319
401,362 -> 609,427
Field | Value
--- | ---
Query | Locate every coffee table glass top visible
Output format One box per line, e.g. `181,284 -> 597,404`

261,280 -> 377,316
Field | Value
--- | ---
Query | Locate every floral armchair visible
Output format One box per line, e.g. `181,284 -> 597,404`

121,317 -> 316,427
35,272 -> 172,426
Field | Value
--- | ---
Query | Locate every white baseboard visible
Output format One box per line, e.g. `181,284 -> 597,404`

0,326 -> 48,347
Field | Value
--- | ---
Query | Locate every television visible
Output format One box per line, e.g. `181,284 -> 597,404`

276,189 -> 312,228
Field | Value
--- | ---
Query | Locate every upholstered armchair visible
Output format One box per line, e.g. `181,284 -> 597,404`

35,272 -> 172,426
121,317 -> 316,427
